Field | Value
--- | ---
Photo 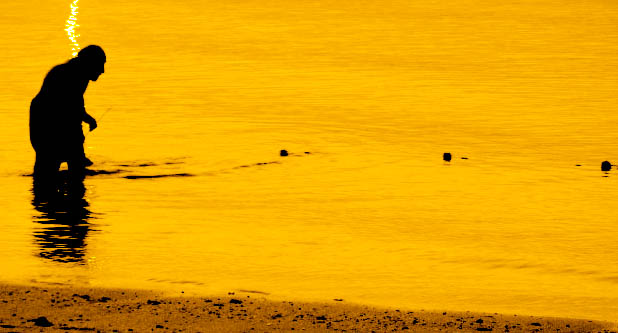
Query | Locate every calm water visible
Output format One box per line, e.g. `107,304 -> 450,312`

1,0 -> 617,321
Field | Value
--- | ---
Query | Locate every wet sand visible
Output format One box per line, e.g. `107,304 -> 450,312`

0,284 -> 615,332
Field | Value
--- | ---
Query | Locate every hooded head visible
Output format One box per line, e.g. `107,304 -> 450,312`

77,45 -> 106,81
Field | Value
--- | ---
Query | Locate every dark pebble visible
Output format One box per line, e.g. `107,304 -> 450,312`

147,300 -> 161,305
98,297 -> 112,302
476,319 -> 484,324
316,315 -> 327,321
443,153 -> 452,162
601,161 -> 612,171
280,150 -> 289,157
29,316 -> 53,327
272,313 -> 283,319
476,328 -> 493,331
530,322 -> 542,326
73,294 -> 91,301
230,299 -> 243,304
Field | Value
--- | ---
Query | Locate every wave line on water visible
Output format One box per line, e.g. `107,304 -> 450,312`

64,0 -> 80,57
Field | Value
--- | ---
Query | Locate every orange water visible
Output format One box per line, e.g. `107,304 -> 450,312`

0,0 -> 617,321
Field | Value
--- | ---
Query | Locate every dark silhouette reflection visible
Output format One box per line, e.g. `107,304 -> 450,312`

31,171 -> 94,264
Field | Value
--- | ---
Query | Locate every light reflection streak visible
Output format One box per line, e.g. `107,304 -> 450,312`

64,0 -> 80,57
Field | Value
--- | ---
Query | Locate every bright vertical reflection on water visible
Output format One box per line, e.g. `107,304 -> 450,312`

65,0 -> 80,56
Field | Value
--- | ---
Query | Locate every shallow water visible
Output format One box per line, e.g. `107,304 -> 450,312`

1,0 -> 617,322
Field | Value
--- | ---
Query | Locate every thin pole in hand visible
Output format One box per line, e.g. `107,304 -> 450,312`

86,107 -> 111,137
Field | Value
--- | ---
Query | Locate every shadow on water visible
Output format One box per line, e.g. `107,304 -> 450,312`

124,173 -> 193,179
31,171 -> 95,264
22,154 -> 315,181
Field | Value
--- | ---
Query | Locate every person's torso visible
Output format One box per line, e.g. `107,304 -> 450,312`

31,59 -> 89,131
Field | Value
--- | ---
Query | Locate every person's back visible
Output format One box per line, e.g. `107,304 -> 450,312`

30,58 -> 89,157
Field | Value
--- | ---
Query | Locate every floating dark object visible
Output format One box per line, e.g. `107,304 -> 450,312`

443,153 -> 452,162
461,157 -> 468,160
575,164 -> 581,167
280,150 -> 288,157
601,161 -> 612,171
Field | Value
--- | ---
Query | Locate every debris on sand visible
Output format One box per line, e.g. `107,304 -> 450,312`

29,316 -> 53,327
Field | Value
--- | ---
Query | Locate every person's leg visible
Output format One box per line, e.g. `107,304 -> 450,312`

67,155 -> 86,176
80,143 -> 93,166
67,139 -> 87,179
33,151 -> 60,176
33,151 -> 61,188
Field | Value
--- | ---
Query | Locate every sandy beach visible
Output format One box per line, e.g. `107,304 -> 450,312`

0,284 -> 615,332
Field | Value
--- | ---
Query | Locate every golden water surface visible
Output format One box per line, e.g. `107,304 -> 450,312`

0,0 -> 617,321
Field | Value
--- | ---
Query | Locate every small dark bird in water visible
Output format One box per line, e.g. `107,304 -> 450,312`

443,153 -> 452,162
280,150 -> 288,157
601,161 -> 612,171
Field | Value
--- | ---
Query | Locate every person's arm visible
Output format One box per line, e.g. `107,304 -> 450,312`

83,109 -> 97,131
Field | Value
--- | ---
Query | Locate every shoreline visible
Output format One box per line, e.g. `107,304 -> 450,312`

0,284 -> 615,332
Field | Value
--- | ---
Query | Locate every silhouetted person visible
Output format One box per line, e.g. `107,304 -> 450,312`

30,45 -> 106,179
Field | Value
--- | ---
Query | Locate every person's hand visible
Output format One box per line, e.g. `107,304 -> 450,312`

89,119 -> 98,131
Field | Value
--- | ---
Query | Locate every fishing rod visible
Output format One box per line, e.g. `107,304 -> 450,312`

96,107 -> 112,124
85,107 -> 111,137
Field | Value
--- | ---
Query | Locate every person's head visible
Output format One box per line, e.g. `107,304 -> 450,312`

77,45 -> 106,81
